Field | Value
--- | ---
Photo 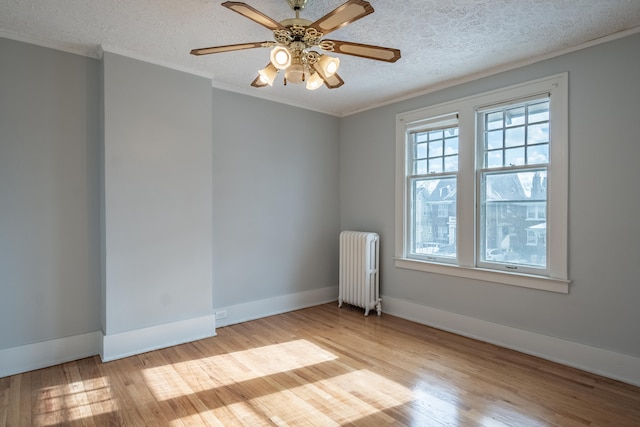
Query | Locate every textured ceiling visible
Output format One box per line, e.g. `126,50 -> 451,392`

2,0 -> 640,116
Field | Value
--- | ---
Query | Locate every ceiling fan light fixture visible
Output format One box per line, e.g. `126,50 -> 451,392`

317,54 -> 340,78
306,72 -> 323,90
284,63 -> 305,84
270,46 -> 291,70
258,63 -> 278,86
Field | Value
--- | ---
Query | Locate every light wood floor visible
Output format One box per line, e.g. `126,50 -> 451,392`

1,303 -> 639,426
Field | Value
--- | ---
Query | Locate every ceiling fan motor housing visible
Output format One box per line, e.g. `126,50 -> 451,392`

288,0 -> 308,11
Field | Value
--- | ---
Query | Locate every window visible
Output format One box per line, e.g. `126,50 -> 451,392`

478,98 -> 549,271
395,74 -> 569,293
406,113 -> 458,262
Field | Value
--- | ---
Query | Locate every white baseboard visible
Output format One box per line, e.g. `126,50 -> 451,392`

101,314 -> 217,362
9,293 -> 633,388
2,287 -> 332,377
0,314 -> 218,377
214,286 -> 338,328
383,296 -> 640,387
0,331 -> 102,378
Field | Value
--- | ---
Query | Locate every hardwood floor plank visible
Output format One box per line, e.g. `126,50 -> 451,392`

5,376 -> 22,427
16,371 -> 32,427
0,375 -> 11,426
58,361 -> 96,427
75,356 -> 122,426
31,363 -> 68,426
2,303 -> 640,426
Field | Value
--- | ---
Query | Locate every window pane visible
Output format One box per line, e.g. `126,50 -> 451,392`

444,155 -> 458,172
505,106 -> 525,127
429,141 -> 443,157
505,147 -> 525,166
527,144 -> 549,164
428,130 -> 443,140
505,126 -> 525,147
486,130 -> 503,149
411,177 -> 457,258
527,123 -> 549,144
481,170 -> 547,268
415,159 -> 427,174
416,143 -> 427,159
486,111 -> 503,130
528,101 -> 549,123
445,137 -> 458,155
486,150 -> 503,168
429,158 -> 443,173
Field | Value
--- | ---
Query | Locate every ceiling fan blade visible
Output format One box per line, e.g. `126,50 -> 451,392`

322,40 -> 401,62
190,41 -> 272,56
309,0 -> 374,35
322,72 -> 344,89
222,1 -> 286,31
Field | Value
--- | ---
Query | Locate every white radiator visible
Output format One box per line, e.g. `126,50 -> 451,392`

339,231 -> 381,316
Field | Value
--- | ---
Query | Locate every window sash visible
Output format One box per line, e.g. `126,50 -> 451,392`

477,167 -> 549,275
406,116 -> 459,264
476,96 -> 551,275
478,96 -> 551,170
407,174 -> 458,263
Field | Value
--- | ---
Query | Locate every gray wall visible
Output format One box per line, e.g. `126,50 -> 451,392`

0,38 -> 101,349
211,89 -> 341,308
3,30 -> 638,364
102,52 -> 214,334
0,36 -> 340,353
340,32 -> 640,357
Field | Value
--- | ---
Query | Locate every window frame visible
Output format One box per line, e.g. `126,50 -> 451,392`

395,74 -> 570,293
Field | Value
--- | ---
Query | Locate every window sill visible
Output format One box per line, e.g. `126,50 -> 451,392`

394,258 -> 570,293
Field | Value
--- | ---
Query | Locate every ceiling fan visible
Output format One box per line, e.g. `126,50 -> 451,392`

190,0 -> 401,90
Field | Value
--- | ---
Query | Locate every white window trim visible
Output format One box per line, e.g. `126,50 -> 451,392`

395,74 -> 570,293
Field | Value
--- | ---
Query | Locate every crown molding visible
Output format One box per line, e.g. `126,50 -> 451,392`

0,30 -> 101,58
343,25 -> 640,117
99,44 -> 214,80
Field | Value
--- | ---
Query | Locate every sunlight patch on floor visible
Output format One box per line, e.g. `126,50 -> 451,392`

142,338 -> 420,425
169,368 -> 415,426
294,369 -> 413,424
168,400 -> 276,427
412,381 -> 462,425
143,339 -> 338,400
167,409 -> 227,427
37,377 -> 117,426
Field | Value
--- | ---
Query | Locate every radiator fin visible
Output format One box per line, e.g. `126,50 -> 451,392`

339,231 -> 380,316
